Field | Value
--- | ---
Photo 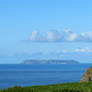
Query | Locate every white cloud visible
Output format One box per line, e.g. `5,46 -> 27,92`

66,33 -> 77,41
81,32 -> 92,41
29,29 -> 92,42
30,30 -> 39,41
30,29 -> 45,42
75,47 -> 92,53
56,47 -> 92,53
46,30 -> 60,42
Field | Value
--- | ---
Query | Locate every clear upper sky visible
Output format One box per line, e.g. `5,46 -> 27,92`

0,0 -> 92,63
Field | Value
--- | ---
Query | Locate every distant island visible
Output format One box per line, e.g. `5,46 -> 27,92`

21,60 -> 79,64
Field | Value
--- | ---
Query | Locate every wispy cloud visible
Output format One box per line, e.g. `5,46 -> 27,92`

3,47 -> 91,63
29,29 -> 92,42
56,47 -> 92,53
75,47 -> 92,53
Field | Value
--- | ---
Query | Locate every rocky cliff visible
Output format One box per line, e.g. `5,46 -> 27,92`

80,67 -> 92,82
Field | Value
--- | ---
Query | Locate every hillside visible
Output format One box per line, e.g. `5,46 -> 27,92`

1,82 -> 92,92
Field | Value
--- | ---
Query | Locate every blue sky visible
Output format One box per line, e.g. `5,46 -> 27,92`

0,0 -> 92,63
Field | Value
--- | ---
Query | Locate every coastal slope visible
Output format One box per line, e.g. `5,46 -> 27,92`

1,82 -> 92,92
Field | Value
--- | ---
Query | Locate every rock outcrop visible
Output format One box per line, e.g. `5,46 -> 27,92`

80,67 -> 92,82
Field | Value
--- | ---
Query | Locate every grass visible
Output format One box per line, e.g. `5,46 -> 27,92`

0,82 -> 92,92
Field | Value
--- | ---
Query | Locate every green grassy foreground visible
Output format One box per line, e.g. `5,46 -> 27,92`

1,82 -> 92,92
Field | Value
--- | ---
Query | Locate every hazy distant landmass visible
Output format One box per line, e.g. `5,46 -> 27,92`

21,60 -> 79,64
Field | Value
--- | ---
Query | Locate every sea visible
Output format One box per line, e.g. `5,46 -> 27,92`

0,64 -> 92,89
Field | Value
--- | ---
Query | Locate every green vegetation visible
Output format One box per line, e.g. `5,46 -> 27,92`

1,82 -> 92,92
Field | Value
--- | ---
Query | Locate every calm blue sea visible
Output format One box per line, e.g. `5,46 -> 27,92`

0,64 -> 92,89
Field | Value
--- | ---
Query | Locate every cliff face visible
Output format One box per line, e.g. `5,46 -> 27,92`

21,60 -> 79,64
80,67 -> 92,82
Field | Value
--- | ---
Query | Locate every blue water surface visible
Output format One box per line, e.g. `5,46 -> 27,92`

0,64 -> 92,89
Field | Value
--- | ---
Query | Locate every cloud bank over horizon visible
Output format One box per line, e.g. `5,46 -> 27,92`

29,29 -> 92,42
0,47 -> 92,63
14,47 -> 92,63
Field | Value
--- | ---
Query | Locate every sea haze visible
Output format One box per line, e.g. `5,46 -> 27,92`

0,64 -> 92,89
